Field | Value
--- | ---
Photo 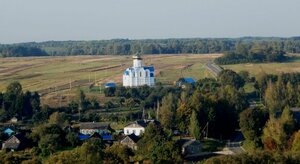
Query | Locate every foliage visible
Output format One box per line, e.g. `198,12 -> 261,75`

159,93 -> 178,129
46,138 -> 105,164
203,151 -> 300,164
239,107 -> 268,148
0,81 -> 41,121
104,87 -> 116,97
137,123 -> 182,163
292,130 -> 300,152
105,143 -> 134,163
218,69 -> 245,89
189,110 -> 201,140
262,107 -> 296,151
30,124 -> 66,156
215,42 -> 287,64
2,37 -> 300,57
48,112 -> 67,127
0,45 -> 47,57
65,132 -> 80,147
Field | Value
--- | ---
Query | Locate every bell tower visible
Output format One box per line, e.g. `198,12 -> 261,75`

132,52 -> 143,68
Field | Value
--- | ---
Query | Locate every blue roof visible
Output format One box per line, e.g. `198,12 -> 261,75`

183,78 -> 195,84
105,83 -> 116,87
79,134 -> 90,140
102,135 -> 113,140
124,71 -> 129,75
4,128 -> 14,134
144,66 -> 155,72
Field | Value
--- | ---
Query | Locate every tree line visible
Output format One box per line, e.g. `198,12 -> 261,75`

215,42 -> 287,64
1,37 -> 300,57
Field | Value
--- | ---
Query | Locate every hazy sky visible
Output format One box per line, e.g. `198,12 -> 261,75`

0,0 -> 299,43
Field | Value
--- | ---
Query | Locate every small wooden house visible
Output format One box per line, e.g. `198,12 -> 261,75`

2,134 -> 27,151
10,117 -> 18,124
120,134 -> 140,150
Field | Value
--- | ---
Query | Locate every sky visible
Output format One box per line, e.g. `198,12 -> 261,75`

0,0 -> 299,44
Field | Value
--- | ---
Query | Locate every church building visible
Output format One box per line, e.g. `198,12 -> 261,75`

123,53 -> 155,87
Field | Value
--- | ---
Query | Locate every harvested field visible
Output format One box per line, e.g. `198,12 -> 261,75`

0,54 -> 219,93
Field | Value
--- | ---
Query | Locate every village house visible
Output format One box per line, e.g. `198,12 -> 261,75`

179,139 -> 202,156
3,128 -> 14,136
124,121 -> 146,136
10,117 -> 18,124
79,122 -> 111,135
124,120 -> 160,136
2,134 -> 27,151
175,77 -> 195,88
105,82 -> 116,88
120,133 -> 140,150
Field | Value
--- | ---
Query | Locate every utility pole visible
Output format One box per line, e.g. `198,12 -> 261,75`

156,99 -> 160,121
89,73 -> 91,83
78,106 -> 82,122
142,107 -> 145,120
69,78 -> 72,91
206,122 -> 209,139
59,92 -> 62,108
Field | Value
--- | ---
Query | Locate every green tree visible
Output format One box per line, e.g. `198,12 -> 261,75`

291,130 -> 300,152
264,81 -> 281,114
137,123 -> 182,163
189,110 -> 201,140
104,87 -> 116,97
261,110 -> 294,151
76,89 -> 87,111
280,106 -> 296,136
218,69 -> 245,89
80,138 -> 105,163
31,124 -> 65,156
48,112 -> 67,127
159,93 -> 177,129
3,81 -> 24,117
239,108 -> 268,148
65,132 -> 79,147
105,143 -> 133,163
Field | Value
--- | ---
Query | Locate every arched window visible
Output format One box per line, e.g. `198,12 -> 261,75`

140,72 -> 142,77
146,71 -> 149,77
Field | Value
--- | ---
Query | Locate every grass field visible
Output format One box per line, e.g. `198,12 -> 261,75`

0,54 -> 219,92
222,55 -> 300,76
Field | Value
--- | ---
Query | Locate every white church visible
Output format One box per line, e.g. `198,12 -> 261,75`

123,53 -> 155,87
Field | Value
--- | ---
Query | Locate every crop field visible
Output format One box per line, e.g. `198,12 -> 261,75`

222,55 -> 300,76
0,54 -> 220,93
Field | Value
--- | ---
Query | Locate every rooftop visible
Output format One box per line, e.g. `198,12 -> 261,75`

80,122 -> 110,130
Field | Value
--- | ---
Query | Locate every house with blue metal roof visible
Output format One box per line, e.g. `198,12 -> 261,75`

4,128 -> 14,136
105,82 -> 117,88
176,77 -> 196,87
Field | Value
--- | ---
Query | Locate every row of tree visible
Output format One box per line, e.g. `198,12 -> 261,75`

0,82 -> 41,122
215,42 -> 287,64
1,37 -> 300,57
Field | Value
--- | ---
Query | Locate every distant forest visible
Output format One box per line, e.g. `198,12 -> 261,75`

0,37 -> 300,58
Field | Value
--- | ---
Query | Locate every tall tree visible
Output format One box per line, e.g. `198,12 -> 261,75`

239,108 -> 268,147
159,93 -> 177,129
189,110 -> 201,140
218,70 -> 245,89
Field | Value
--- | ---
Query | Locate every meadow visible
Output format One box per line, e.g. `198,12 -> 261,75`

0,54 -> 218,106
0,54 -> 220,92
222,55 -> 300,76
